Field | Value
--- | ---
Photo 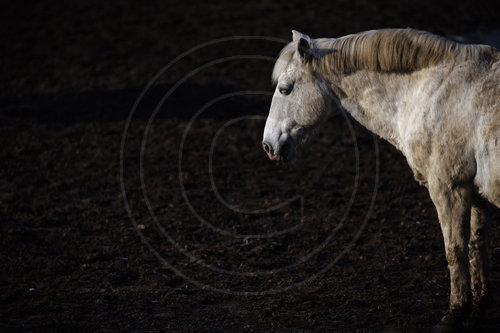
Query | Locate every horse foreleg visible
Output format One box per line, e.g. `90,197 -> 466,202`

428,180 -> 472,333
465,201 -> 490,329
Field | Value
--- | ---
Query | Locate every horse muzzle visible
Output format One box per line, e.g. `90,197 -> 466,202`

262,140 -> 294,162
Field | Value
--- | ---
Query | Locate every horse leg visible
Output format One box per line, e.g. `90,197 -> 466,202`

428,180 -> 472,333
464,200 -> 490,329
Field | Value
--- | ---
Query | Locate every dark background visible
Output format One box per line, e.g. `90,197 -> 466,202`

1,1 -> 499,332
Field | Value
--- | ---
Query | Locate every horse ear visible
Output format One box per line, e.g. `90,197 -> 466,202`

292,30 -> 313,63
291,30 -> 310,43
297,37 -> 312,63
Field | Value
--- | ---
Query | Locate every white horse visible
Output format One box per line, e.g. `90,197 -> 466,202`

263,28 -> 499,332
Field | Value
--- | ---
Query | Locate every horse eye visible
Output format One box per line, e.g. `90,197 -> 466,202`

279,86 -> 292,95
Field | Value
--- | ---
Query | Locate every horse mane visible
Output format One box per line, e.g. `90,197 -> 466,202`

272,29 -> 495,82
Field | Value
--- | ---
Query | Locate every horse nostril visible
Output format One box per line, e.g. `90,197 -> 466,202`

262,141 -> 273,155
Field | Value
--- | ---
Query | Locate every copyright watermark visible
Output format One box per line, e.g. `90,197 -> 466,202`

120,36 -> 380,295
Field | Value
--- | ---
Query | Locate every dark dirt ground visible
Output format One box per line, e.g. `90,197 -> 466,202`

1,1 -> 499,332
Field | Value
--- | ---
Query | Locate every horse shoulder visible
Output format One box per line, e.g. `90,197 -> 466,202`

397,64 -> 481,187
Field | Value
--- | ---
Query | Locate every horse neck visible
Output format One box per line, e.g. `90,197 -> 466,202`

329,70 -> 415,149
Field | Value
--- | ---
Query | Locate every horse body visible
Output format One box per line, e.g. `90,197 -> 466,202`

263,29 -> 499,331
339,52 -> 500,199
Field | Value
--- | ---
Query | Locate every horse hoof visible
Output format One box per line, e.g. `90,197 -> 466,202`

432,314 -> 464,333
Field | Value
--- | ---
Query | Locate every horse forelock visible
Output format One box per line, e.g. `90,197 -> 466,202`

272,42 -> 296,83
